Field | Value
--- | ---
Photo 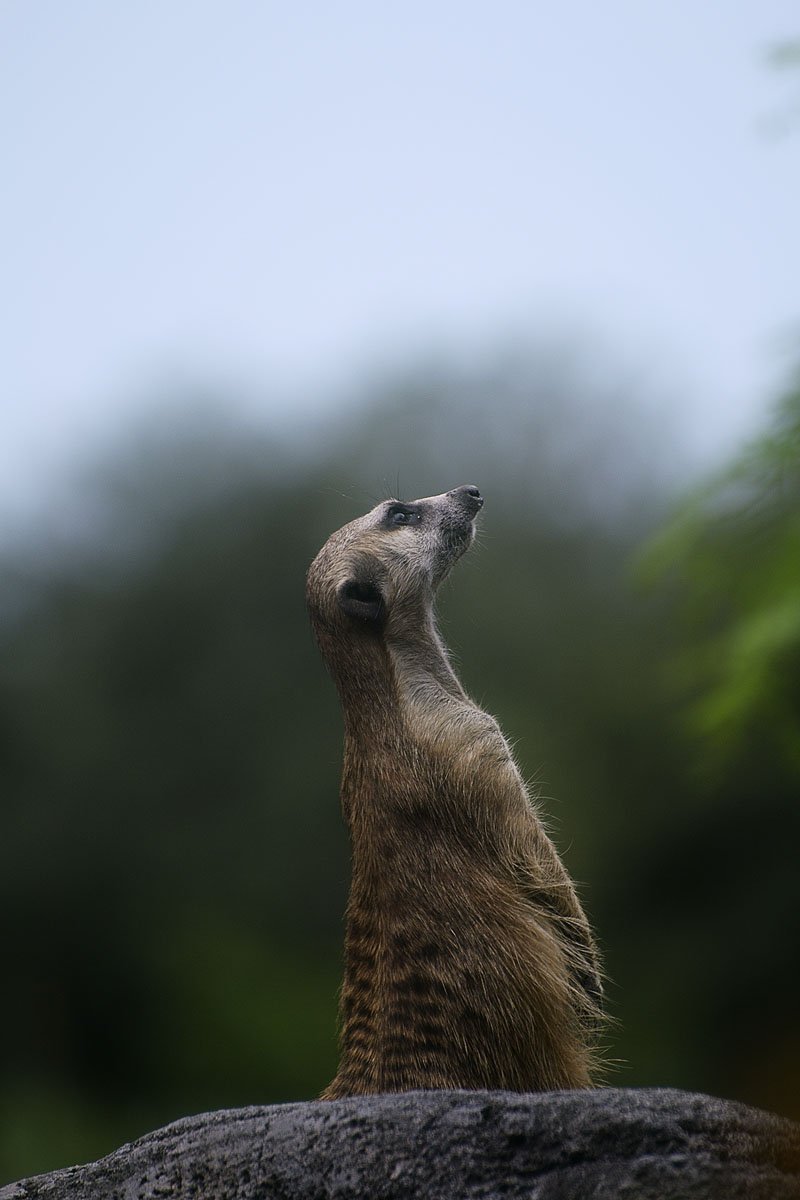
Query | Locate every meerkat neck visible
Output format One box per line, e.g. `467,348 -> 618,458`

328,611 -> 469,750
385,610 -> 470,711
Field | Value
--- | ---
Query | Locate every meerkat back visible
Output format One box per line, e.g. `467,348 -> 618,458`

306,486 -> 604,1097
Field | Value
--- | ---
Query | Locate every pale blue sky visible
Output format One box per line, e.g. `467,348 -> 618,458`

2,2 -> 798,534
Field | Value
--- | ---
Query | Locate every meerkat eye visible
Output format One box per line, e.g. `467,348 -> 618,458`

387,505 -> 422,528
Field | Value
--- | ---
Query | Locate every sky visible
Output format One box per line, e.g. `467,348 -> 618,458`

2,2 -> 799,540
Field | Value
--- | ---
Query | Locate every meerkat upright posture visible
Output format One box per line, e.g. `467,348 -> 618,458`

306,485 -> 603,1098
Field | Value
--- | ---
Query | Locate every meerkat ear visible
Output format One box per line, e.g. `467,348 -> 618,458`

337,577 -> 387,624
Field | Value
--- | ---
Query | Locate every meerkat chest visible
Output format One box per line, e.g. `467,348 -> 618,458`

378,658 -> 528,826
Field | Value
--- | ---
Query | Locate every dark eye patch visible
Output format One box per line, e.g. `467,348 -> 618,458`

385,504 -> 422,528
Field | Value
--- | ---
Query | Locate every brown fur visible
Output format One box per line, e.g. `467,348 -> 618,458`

306,486 -> 604,1097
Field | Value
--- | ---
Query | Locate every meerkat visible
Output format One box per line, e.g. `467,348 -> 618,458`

306,485 -> 603,1098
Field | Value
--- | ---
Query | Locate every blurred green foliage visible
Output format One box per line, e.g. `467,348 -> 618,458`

1,350 -> 798,1183
643,376 -> 800,773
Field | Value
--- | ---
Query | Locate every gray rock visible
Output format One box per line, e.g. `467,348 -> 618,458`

2,1088 -> 798,1199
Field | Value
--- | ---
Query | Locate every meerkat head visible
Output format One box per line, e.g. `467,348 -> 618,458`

307,485 -> 484,637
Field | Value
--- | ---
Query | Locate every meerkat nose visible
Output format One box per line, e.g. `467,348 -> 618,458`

451,484 -> 484,510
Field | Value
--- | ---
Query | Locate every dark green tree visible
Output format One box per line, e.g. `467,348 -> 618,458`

637,372 -> 800,1115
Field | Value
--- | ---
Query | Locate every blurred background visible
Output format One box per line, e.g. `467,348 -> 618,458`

2,1 -> 799,1182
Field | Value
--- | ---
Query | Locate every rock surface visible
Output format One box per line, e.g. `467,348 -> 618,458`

2,1087 -> 798,1199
